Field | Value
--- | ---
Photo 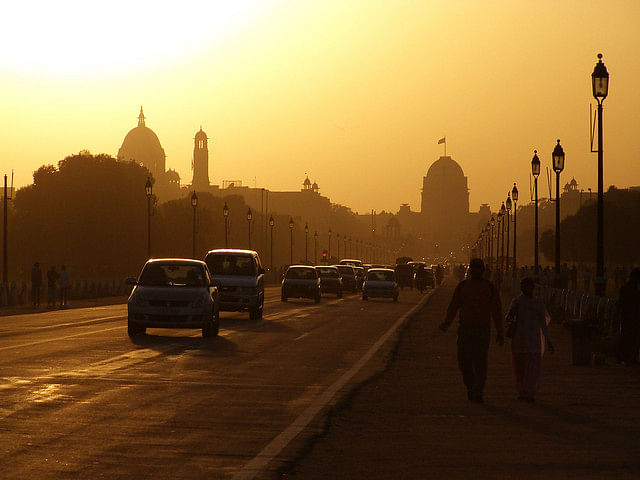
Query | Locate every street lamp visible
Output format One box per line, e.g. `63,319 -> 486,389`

552,139 -> 565,287
247,208 -> 252,249
269,215 -> 275,276
223,202 -> 229,248
512,183 -> 519,275
314,231 -> 318,265
304,222 -> 309,263
531,150 -> 541,278
499,204 -> 506,274
328,228 -> 332,260
349,236 -> 352,258
145,177 -> 153,258
191,191 -> 198,258
489,216 -> 495,271
289,217 -> 294,265
592,53 -> 609,297
337,233 -> 341,260
505,193 -> 511,275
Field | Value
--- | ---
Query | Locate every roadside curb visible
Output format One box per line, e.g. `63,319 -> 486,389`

232,286 -> 439,480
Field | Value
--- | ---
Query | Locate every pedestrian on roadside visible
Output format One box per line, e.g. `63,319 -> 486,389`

505,277 -> 554,403
47,265 -> 59,308
31,262 -> 42,308
617,268 -> 640,366
439,258 -> 504,403
59,265 -> 71,308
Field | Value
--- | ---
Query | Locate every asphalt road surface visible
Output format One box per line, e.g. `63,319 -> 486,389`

0,286 -> 427,479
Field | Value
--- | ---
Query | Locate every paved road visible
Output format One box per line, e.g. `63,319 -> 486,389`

0,285 -> 428,479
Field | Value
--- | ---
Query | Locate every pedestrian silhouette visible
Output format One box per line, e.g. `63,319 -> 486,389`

505,277 -> 554,403
59,265 -> 71,308
617,268 -> 640,365
31,262 -> 42,308
47,265 -> 59,308
440,258 -> 503,403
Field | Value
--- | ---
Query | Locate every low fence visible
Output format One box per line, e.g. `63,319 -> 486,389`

503,276 -> 619,338
0,279 -> 131,307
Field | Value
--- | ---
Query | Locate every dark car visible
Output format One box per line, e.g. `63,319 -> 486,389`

395,263 -> 414,290
126,258 -> 220,337
315,266 -> 343,298
204,249 -> 265,320
362,268 -> 399,302
282,266 -> 321,302
336,265 -> 358,293
415,266 -> 436,292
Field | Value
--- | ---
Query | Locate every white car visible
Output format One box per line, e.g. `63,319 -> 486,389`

127,258 -> 220,337
362,268 -> 399,302
281,266 -> 321,303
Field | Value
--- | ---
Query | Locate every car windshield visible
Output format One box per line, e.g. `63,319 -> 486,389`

206,254 -> 256,276
316,268 -> 339,278
139,263 -> 207,287
337,266 -> 354,276
367,270 -> 396,282
286,268 -> 317,280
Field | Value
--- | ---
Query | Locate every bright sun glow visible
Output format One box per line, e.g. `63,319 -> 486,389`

0,0 -> 275,78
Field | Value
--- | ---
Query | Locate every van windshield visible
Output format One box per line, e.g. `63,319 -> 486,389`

206,255 -> 256,276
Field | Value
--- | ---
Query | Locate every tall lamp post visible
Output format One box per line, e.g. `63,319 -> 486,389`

191,191 -> 198,258
304,222 -> 309,263
328,228 -> 332,260
505,193 -> 512,275
499,204 -> 506,274
489,216 -> 495,271
223,202 -> 229,248
512,183 -> 519,275
269,215 -> 274,276
552,139 -> 565,287
337,233 -> 341,260
247,208 -> 252,249
145,177 -> 153,258
314,231 -> 318,265
531,150 -> 541,278
592,53 -> 609,297
288,217 -> 294,265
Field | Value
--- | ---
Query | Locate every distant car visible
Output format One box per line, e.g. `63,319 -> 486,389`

282,265 -> 321,302
315,266 -> 343,298
336,265 -> 358,293
415,266 -> 436,292
353,266 -> 365,290
204,249 -> 265,320
340,259 -> 363,268
395,263 -> 414,290
126,258 -> 219,337
362,268 -> 399,302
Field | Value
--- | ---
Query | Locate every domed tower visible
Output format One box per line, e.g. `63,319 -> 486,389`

117,107 -> 166,179
421,155 -> 469,242
191,127 -> 210,191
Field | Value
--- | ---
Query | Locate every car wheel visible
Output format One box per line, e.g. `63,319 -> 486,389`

362,294 -> 368,301
249,306 -> 262,320
127,321 -> 145,336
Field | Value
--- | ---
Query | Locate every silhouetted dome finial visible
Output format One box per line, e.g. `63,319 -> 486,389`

138,106 -> 145,127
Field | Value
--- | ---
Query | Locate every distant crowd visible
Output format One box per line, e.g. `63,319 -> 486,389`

30,262 -> 71,309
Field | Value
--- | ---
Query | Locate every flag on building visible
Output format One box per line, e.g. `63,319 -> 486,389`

437,137 -> 446,144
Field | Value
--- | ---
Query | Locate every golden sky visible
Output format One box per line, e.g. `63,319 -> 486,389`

1,0 -> 639,214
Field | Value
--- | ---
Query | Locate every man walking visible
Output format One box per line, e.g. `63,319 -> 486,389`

47,265 -> 59,308
59,265 -> 71,308
439,258 -> 503,403
31,262 -> 42,308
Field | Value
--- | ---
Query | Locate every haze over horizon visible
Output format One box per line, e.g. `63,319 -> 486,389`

1,0 -> 638,214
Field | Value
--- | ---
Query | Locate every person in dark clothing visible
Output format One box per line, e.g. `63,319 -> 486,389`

617,268 -> 640,365
440,258 -> 503,403
31,262 -> 42,308
47,266 -> 59,308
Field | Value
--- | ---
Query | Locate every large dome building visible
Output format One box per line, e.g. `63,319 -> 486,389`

117,107 -> 167,180
420,155 -> 472,252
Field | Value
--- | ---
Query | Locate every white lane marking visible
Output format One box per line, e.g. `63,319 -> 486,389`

294,332 -> 310,341
232,292 -> 432,480
0,325 -> 126,352
19,314 -> 125,332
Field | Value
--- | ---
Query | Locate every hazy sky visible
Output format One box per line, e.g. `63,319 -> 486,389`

1,0 -> 639,214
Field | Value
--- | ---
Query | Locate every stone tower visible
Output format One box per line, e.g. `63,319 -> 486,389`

191,127 -> 210,191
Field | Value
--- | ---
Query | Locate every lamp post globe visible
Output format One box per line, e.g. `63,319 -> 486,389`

592,54 -> 609,296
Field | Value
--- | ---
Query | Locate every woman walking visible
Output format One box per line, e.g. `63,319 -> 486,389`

505,277 -> 554,402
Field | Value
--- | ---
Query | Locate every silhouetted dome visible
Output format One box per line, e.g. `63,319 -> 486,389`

312,181 -> 319,190
195,127 -> 207,141
303,176 -> 311,186
165,169 -> 180,183
117,107 -> 166,178
426,156 -> 465,180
